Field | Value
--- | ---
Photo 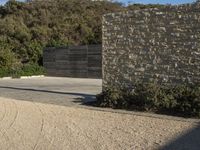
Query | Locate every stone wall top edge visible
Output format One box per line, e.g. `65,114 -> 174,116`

103,2 -> 198,18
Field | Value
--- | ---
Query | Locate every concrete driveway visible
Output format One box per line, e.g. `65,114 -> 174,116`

0,77 -> 199,150
0,77 -> 102,107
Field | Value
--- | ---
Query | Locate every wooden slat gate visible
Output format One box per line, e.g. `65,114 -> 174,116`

43,45 -> 102,78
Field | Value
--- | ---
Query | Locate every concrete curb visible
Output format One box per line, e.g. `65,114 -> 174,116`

20,75 -> 45,79
1,77 -> 12,80
0,75 -> 45,80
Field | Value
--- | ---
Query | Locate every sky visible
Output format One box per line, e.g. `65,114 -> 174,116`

0,0 -> 196,5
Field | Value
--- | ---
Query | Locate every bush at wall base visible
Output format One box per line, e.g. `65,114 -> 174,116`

96,83 -> 200,118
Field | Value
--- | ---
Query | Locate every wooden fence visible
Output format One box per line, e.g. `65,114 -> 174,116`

43,45 -> 102,78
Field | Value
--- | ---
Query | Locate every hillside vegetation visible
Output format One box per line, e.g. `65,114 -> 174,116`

0,0 -> 163,77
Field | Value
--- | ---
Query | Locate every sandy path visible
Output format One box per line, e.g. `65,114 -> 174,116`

0,97 -> 198,150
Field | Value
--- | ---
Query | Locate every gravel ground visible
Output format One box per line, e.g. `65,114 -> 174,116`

0,97 -> 198,150
0,77 -> 199,150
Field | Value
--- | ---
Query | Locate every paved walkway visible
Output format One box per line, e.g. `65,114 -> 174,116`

0,77 -> 102,106
0,77 -> 199,150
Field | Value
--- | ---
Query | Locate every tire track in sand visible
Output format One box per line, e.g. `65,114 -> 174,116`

0,100 -> 18,149
32,102 -> 45,150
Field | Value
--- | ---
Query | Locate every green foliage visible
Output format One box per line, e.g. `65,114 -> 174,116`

0,68 -> 12,78
0,41 -> 19,69
96,83 -> 200,118
46,39 -> 70,48
96,88 -> 128,109
172,85 -> 200,116
0,0 -> 124,68
0,0 -> 164,76
127,3 -> 165,10
24,40 -> 43,63
16,63 -> 45,77
0,63 -> 45,78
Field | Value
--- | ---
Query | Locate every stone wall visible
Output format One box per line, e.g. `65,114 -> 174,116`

102,2 -> 200,89
43,45 -> 102,78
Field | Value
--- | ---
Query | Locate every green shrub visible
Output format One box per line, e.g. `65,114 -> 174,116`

0,42 -> 19,69
0,63 -> 45,78
96,83 -> 200,118
0,68 -> 12,77
19,63 -> 46,76
172,85 -> 200,117
96,88 -> 127,109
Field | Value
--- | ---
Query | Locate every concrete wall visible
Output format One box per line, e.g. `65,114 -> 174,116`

43,45 -> 102,78
102,2 -> 200,89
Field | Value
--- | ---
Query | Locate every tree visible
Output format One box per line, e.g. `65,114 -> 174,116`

0,0 -> 165,69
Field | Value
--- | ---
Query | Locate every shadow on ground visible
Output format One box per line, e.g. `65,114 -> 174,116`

160,124 -> 200,150
0,86 -> 97,107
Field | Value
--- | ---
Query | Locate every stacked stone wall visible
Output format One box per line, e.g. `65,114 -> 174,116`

103,2 -> 200,89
